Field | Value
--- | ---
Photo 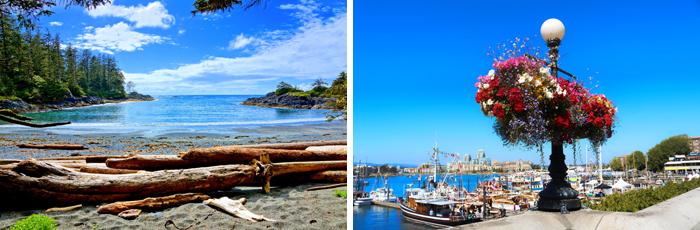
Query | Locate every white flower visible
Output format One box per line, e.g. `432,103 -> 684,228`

483,83 -> 490,89
486,99 -> 494,106
534,79 -> 542,86
539,67 -> 550,75
487,69 -> 495,77
545,90 -> 553,99
518,73 -> 531,84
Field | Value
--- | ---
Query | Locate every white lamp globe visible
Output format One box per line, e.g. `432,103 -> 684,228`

540,18 -> 565,42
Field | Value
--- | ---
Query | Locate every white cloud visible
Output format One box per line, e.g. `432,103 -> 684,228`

49,21 -> 63,26
75,22 -> 166,54
228,34 -> 257,50
178,29 -> 186,35
87,1 -> 174,28
124,0 -> 346,95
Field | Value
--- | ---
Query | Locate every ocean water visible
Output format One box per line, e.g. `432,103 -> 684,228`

0,95 -> 337,136
354,174 -> 498,229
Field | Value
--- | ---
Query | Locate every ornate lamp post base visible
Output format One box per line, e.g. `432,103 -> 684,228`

537,141 -> 582,212
537,183 -> 581,212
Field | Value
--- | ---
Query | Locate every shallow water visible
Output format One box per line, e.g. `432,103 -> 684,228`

0,95 -> 337,136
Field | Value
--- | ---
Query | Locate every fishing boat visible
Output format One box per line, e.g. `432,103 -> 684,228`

353,161 -> 373,206
398,145 -> 481,226
370,187 -> 398,202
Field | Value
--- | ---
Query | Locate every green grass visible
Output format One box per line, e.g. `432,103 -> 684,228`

334,189 -> 347,199
287,91 -> 311,97
11,214 -> 57,230
587,178 -> 700,212
0,95 -> 21,101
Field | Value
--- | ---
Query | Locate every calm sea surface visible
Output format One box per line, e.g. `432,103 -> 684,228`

354,174 -> 498,229
0,95 -> 335,136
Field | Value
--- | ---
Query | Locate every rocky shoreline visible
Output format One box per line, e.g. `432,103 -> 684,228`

242,92 -> 335,109
0,93 -> 154,114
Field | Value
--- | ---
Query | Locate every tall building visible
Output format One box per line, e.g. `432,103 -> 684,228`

690,136 -> 700,153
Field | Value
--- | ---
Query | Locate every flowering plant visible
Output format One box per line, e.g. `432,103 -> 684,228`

475,55 -> 616,147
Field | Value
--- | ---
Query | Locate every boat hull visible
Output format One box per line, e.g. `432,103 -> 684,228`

398,202 -> 475,226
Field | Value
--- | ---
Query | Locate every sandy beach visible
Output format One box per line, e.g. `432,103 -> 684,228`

0,121 -> 347,229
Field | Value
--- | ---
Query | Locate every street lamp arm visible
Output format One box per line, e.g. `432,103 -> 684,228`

524,54 -> 577,81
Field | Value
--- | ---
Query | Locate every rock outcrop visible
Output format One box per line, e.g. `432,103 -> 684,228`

242,92 -> 335,109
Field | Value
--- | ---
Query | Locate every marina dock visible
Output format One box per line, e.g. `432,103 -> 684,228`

372,200 -> 399,209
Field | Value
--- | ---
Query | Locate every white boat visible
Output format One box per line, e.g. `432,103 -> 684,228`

354,197 -> 372,206
370,187 -> 398,202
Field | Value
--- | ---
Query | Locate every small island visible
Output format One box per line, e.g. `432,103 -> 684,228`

243,72 -> 347,111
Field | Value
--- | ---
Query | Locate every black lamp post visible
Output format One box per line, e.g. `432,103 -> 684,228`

536,18 -> 582,212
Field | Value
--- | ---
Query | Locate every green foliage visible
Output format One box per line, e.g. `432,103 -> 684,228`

588,178 -> 700,212
610,150 -> 647,172
192,0 -> 262,14
609,157 -> 623,171
10,214 -> 57,230
308,86 -> 327,97
334,189 -> 347,199
275,81 -> 302,95
324,71 -> 347,120
288,91 -> 310,97
0,14 -> 127,103
648,135 -> 690,172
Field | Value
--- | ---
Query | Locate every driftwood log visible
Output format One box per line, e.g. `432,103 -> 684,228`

105,155 -> 205,170
17,144 -> 87,150
80,163 -> 141,174
0,113 -> 70,128
36,155 -> 130,163
204,197 -> 274,222
305,145 -> 347,154
180,147 -> 346,165
0,159 -> 345,206
45,204 -> 82,213
0,109 -> 32,121
97,193 -> 211,214
237,140 -> 346,150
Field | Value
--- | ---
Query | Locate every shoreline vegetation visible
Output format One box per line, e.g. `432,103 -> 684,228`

0,13 -> 153,115
242,72 -> 347,119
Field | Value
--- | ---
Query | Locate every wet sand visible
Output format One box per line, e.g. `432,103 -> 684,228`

0,121 -> 347,229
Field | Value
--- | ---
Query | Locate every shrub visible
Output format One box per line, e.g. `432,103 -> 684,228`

288,91 -> 311,97
588,178 -> 700,212
334,189 -> 347,199
11,214 -> 57,230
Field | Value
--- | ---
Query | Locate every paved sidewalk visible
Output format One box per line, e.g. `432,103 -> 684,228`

459,187 -> 700,230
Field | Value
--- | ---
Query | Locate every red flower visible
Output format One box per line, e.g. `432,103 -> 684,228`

554,112 -> 571,129
513,101 -> 525,112
604,114 -> 612,127
593,117 -> 604,128
492,103 -> 505,120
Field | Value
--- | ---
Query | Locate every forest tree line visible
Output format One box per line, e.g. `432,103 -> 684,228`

0,15 -> 128,103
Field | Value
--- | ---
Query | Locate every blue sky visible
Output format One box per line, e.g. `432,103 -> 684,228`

40,0 -> 346,95
354,1 -> 700,165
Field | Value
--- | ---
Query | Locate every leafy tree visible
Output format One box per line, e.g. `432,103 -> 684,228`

609,157 -> 623,171
192,0 -> 263,14
647,135 -> 691,172
325,71 -> 347,119
275,81 -> 300,95
627,150 -> 646,171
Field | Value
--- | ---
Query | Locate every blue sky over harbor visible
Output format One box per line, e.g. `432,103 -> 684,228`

354,1 -> 700,165
41,0 -> 346,95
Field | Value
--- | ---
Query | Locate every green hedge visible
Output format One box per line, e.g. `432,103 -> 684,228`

588,178 -> 700,212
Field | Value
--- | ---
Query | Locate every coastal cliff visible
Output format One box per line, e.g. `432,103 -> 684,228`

242,92 -> 335,109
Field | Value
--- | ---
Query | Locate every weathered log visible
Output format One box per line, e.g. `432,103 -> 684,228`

0,109 -> 32,121
0,159 -> 346,206
80,163 -> 141,174
0,114 -> 70,128
97,193 -> 211,214
305,183 -> 347,191
305,145 -> 347,154
238,140 -> 346,150
105,155 -> 205,170
204,197 -> 274,222
180,147 -> 346,165
17,143 -> 87,150
309,170 -> 347,183
45,204 -> 82,213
